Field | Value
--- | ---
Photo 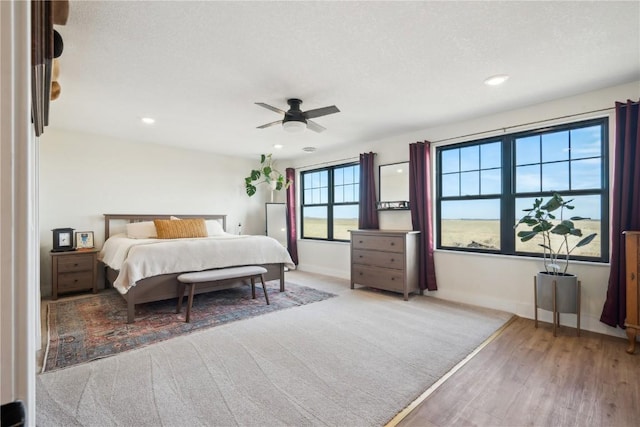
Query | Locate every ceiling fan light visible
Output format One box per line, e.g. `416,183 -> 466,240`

282,120 -> 306,133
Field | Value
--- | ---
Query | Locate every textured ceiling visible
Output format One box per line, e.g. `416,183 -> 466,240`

49,1 -> 640,159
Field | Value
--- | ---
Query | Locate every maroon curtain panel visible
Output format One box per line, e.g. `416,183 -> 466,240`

358,152 -> 379,230
285,168 -> 299,265
601,100 -> 640,328
409,141 -> 438,291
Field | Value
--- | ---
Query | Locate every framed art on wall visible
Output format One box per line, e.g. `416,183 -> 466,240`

75,231 -> 94,249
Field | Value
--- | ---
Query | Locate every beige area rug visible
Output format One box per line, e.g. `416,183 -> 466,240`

36,272 -> 513,427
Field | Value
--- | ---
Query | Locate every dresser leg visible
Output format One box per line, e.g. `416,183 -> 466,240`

350,281 -> 354,289
626,327 -> 637,354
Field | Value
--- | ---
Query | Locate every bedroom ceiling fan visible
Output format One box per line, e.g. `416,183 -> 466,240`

255,98 -> 340,133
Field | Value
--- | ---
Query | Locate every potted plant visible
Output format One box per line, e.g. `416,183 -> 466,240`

515,193 -> 597,334
244,153 -> 291,197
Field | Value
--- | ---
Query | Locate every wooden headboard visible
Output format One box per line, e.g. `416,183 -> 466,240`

103,214 -> 227,239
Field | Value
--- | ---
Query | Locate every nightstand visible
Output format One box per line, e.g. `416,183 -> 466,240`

51,249 -> 99,300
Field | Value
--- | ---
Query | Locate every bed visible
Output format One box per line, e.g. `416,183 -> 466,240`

100,213 -> 295,323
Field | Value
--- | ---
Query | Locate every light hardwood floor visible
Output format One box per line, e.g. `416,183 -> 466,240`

396,317 -> 639,427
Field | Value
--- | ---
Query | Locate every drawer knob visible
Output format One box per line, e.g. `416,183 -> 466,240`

391,277 -> 395,281
390,258 -> 395,262
390,242 -> 395,246
74,263 -> 78,267
359,255 -> 363,258
359,272 -> 363,276
359,240 -> 363,244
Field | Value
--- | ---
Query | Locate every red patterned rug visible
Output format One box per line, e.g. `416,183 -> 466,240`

43,281 -> 335,372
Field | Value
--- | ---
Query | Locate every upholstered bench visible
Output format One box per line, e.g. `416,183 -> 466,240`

176,266 -> 270,322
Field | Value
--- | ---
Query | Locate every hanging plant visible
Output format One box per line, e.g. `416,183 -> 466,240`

244,153 -> 291,197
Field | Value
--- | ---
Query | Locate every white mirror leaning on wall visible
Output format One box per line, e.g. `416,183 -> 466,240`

378,161 -> 410,210
265,203 -> 287,247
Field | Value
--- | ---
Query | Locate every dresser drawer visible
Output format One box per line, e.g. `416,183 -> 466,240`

352,265 -> 405,292
351,234 -> 404,253
352,249 -> 404,270
57,255 -> 94,273
57,271 -> 94,292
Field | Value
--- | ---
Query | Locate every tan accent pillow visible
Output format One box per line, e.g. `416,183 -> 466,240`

153,218 -> 207,239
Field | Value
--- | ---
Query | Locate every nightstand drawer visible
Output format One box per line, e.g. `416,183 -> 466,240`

57,271 -> 94,292
57,255 -> 94,273
352,249 -> 404,270
352,265 -> 405,292
351,234 -> 404,253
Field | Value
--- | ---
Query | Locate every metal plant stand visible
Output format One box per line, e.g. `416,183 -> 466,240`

534,275 -> 581,337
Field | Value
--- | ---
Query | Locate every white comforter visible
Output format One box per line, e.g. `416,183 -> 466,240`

99,233 -> 295,294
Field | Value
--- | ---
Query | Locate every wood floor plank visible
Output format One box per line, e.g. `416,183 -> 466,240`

396,317 -> 639,427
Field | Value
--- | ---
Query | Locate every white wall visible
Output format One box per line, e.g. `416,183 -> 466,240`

291,81 -> 640,338
38,129 -> 274,296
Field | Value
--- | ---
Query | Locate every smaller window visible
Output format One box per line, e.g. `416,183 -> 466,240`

301,163 -> 360,241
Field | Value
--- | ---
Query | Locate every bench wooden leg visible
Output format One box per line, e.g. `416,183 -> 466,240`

260,274 -> 270,305
250,277 -> 256,299
186,283 -> 196,323
176,282 -> 186,314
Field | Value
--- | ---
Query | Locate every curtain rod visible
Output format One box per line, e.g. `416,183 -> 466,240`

295,155 -> 361,170
294,100 -> 638,167
431,104 -> 628,145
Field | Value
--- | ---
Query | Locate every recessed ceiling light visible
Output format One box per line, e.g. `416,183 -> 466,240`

273,144 -> 283,149
141,117 -> 155,124
484,74 -> 510,86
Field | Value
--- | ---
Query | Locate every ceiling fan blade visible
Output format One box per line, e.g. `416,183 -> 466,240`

306,120 -> 326,133
257,120 -> 283,129
303,105 -> 340,119
255,102 -> 285,115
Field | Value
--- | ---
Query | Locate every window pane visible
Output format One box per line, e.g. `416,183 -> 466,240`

442,173 -> 459,197
480,169 -> 501,195
303,170 -> 328,204
515,164 -> 540,193
515,195 -> 600,258
441,199 -> 500,250
460,146 -> 479,172
334,185 -> 344,203
302,206 -> 328,239
460,171 -> 479,196
571,158 -> 601,190
542,162 -> 569,192
515,135 -> 539,166
481,142 -> 501,169
343,165 -> 357,184
571,126 -> 601,160
344,183 -> 357,203
441,149 -> 459,173
333,205 -> 358,240
542,131 -> 569,163
334,168 -> 343,186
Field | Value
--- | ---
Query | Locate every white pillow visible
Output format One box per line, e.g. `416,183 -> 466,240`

126,221 -> 157,239
205,219 -> 225,236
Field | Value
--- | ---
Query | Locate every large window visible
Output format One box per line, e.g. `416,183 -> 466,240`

436,118 -> 608,261
301,163 -> 360,241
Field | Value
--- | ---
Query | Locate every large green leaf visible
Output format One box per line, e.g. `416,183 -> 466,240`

517,230 -> 538,242
250,169 -> 261,181
576,233 -> 597,247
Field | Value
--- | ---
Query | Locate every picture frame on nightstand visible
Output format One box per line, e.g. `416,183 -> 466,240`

75,231 -> 94,250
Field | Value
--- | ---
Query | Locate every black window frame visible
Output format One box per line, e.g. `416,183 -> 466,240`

300,162 -> 360,242
436,117 -> 609,262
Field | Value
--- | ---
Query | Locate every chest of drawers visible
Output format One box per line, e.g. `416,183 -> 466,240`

350,229 -> 420,300
51,249 -> 99,299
